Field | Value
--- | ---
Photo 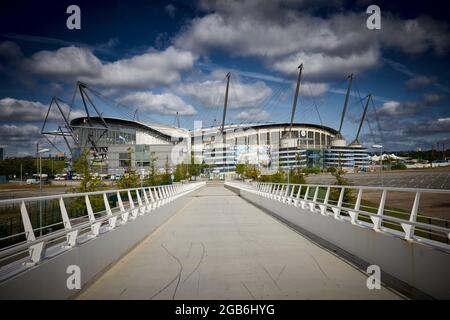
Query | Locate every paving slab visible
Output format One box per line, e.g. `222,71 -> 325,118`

78,185 -> 401,300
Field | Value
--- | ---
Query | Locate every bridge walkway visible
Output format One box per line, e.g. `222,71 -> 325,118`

78,184 -> 401,299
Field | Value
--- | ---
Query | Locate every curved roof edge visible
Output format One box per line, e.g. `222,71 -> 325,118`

194,122 -> 338,135
70,116 -> 189,140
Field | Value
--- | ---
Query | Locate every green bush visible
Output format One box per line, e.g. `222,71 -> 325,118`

303,167 -> 321,174
391,163 -> 407,170
327,167 -> 337,173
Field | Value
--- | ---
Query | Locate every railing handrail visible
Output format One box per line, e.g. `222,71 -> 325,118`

248,181 -> 450,194
0,183 -> 180,205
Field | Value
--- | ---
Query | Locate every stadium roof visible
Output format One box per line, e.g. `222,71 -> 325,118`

70,116 -> 190,140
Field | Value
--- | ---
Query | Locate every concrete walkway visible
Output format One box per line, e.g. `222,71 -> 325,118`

78,184 -> 401,300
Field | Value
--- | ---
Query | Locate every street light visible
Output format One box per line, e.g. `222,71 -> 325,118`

38,148 -> 50,236
372,144 -> 383,187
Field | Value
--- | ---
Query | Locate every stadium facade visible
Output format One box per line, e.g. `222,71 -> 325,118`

69,116 -> 370,176
192,122 -> 370,175
70,117 -> 191,176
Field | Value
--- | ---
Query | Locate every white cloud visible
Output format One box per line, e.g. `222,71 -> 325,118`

272,49 -> 380,80
405,117 -> 450,136
302,82 -> 329,97
94,46 -> 196,88
377,94 -> 445,117
0,124 -> 41,140
0,97 -> 53,122
405,75 -> 436,90
235,108 -> 270,122
0,97 -> 86,123
177,78 -> 272,108
25,45 -> 196,88
119,91 -> 197,116
27,46 -> 102,78
175,1 -> 449,79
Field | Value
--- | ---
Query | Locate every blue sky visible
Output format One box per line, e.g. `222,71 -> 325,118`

0,0 -> 449,156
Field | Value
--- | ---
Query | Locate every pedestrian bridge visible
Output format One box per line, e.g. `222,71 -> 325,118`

0,181 -> 449,299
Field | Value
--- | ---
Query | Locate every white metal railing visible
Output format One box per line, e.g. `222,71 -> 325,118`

226,181 -> 450,251
0,182 -> 205,273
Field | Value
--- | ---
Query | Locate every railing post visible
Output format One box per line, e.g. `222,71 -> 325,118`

272,185 -> 278,199
20,201 -> 45,264
332,187 -> 344,219
278,185 -> 285,201
103,193 -> 117,229
20,201 -> 35,242
309,187 -> 319,212
85,195 -> 101,237
160,187 -> 167,204
349,188 -> 362,225
319,186 -> 330,215
402,191 -> 420,240
117,192 -> 129,223
282,185 -> 289,203
155,187 -> 162,207
149,188 -> 156,209
127,190 -> 138,219
300,186 -> 309,209
372,189 -> 387,231
59,197 -> 78,248
290,185 -> 295,198
135,190 -> 145,215
293,185 -> 302,206
142,188 -> 151,212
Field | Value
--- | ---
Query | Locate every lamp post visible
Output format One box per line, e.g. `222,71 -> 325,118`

372,144 -> 383,187
38,148 -> 50,236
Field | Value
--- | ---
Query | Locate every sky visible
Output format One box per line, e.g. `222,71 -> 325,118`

0,0 -> 449,156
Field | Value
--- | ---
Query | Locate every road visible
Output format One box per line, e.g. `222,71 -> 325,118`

78,184 -> 400,300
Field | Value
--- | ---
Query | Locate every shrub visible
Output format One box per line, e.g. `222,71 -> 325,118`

391,163 -> 407,170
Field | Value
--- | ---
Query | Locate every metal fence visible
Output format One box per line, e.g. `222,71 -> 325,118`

0,182 -> 205,273
227,181 -> 450,250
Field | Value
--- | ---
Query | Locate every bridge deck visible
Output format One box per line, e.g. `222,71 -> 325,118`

78,184 -> 401,300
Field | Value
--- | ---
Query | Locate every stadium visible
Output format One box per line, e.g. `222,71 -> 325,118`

43,69 -> 371,178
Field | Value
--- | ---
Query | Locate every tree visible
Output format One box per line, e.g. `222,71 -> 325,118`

270,170 -> 286,183
116,147 -> 140,189
144,155 -> 158,186
188,153 -> 201,180
235,163 -> 246,179
330,171 -> 354,205
72,149 -> 102,193
327,167 -> 337,174
69,149 -> 103,214
174,162 -> 189,182
244,164 -> 260,180
290,168 -> 306,184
